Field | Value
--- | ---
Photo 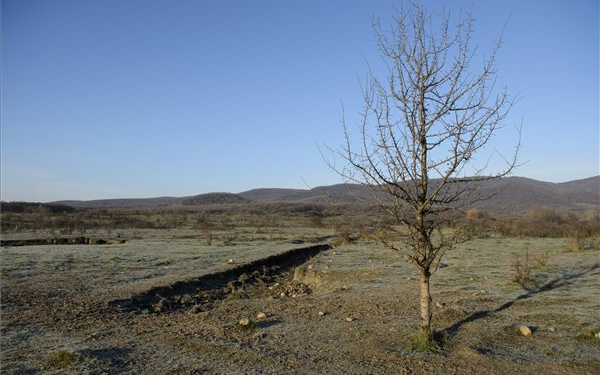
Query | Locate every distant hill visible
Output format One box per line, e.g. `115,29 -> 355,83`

460,176 -> 599,215
54,197 -> 181,209
240,177 -> 599,214
181,193 -> 249,205
237,188 -> 309,202
48,176 -> 599,215
0,201 -> 75,213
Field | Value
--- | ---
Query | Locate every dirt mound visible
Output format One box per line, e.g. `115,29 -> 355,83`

109,244 -> 331,313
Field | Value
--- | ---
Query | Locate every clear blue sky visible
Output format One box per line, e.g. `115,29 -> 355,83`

2,0 -> 598,202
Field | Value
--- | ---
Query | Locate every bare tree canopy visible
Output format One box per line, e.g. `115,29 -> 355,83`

327,2 -> 521,345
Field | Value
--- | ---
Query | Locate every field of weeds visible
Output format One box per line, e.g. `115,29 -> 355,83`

1,221 -> 599,374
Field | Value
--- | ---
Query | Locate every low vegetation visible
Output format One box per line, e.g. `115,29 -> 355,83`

42,349 -> 81,369
1,202 -> 598,374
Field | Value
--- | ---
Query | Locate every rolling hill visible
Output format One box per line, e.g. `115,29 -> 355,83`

49,176 -> 599,215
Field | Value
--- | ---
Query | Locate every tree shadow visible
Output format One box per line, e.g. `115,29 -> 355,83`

443,262 -> 600,337
79,347 -> 133,373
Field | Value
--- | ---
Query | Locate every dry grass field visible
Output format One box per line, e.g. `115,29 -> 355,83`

1,211 -> 599,374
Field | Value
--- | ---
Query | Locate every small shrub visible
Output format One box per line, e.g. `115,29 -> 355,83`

43,349 -> 81,369
331,223 -> 354,246
409,330 -> 445,352
203,227 -> 213,246
465,208 -> 482,220
513,252 -> 533,286
567,227 -> 592,251
531,251 -> 549,269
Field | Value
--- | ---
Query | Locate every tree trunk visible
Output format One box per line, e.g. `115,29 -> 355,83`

419,269 -> 432,338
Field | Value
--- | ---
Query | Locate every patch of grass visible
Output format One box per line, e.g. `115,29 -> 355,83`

409,330 -> 446,353
43,349 -> 81,369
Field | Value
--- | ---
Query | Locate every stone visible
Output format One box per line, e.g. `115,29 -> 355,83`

227,259 -> 234,264
256,312 -> 267,320
307,264 -> 314,270
547,327 -> 556,332
279,292 -> 286,298
518,325 -> 532,336
435,301 -> 445,308
345,316 -> 354,322
318,311 -> 326,316
595,332 -> 600,340
238,318 -> 251,327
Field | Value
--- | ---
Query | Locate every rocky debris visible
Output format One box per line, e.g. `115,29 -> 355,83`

256,312 -> 267,320
293,265 -> 327,290
518,325 -> 532,337
188,305 -> 203,314
152,298 -> 167,313
345,316 -> 354,322
269,279 -> 311,299
318,311 -> 326,316
227,259 -> 235,264
238,273 -> 250,283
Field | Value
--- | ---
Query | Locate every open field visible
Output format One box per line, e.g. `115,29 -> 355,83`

1,220 -> 599,374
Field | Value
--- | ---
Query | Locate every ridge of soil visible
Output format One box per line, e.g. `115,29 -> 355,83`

109,244 -> 331,313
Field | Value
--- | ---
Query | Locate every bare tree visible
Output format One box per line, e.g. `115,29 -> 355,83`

327,3 -> 520,345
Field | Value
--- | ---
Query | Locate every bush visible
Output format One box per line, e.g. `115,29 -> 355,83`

513,252 -> 533,286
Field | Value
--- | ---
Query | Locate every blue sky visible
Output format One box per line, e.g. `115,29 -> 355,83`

2,0 -> 598,201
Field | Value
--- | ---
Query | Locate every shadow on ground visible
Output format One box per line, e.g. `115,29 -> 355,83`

444,262 -> 600,337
